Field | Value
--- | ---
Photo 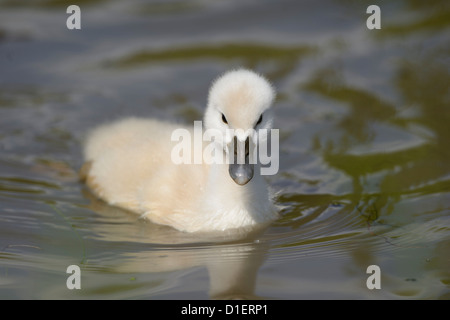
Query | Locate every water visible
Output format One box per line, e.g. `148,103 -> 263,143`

0,0 -> 449,299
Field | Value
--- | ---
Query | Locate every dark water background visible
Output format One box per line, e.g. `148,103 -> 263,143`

0,0 -> 449,299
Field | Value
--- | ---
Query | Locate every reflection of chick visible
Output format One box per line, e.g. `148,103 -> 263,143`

81,69 -> 278,232
82,188 -> 270,300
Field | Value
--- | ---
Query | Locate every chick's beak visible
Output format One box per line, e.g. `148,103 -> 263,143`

228,136 -> 254,185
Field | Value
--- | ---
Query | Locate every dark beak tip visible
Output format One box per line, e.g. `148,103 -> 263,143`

233,176 -> 251,186
229,163 -> 254,186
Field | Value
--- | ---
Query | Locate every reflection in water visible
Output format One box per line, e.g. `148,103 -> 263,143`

82,189 -> 270,299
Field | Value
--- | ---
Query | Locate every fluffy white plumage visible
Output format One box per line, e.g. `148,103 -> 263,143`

81,69 -> 278,233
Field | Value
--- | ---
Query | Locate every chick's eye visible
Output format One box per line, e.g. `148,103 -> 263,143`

256,114 -> 263,126
222,113 -> 228,124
